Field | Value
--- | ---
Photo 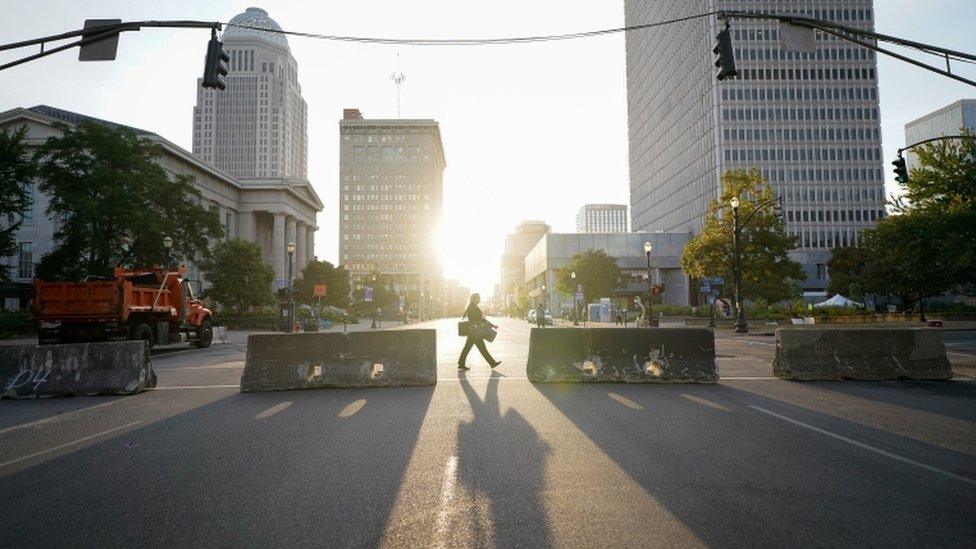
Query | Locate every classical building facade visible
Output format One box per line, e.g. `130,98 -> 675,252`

576,204 -> 628,233
0,105 -> 321,308
904,99 -> 976,170
625,1 -> 885,296
499,221 -> 550,308
338,108 -> 445,312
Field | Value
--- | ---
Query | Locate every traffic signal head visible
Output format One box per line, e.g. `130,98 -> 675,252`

203,33 -> 229,90
713,28 -> 738,81
772,195 -> 783,220
892,156 -> 909,183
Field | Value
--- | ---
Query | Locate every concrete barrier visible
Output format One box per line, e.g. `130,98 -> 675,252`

1,341 -> 156,399
240,330 -> 436,392
773,328 -> 951,381
527,327 -> 717,383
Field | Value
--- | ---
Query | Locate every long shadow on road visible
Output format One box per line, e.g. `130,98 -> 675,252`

0,386 -> 434,547
456,372 -> 551,547
534,382 -> 976,548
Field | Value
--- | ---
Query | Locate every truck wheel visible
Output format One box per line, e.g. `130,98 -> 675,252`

131,323 -> 154,350
194,319 -> 213,349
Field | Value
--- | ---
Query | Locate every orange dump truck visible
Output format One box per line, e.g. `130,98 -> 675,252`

33,266 -> 213,349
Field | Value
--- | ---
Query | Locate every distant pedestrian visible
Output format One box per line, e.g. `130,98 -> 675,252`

458,293 -> 500,370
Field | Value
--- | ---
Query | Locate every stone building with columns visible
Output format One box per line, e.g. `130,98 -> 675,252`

0,105 -> 321,308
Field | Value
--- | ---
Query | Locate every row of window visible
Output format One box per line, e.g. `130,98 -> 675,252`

722,106 -> 878,123
791,228 -> 865,250
724,126 -> 879,143
744,165 -> 884,185
735,46 -> 874,63
725,146 -> 880,163
343,204 -> 431,211
734,66 -> 876,82
722,86 -> 877,103
786,208 -> 884,224
779,186 -> 880,204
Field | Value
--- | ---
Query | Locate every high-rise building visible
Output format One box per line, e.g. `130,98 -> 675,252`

576,204 -> 629,233
193,7 -> 307,181
338,109 -> 445,312
191,7 -> 319,282
904,99 -> 976,170
499,221 -> 550,307
625,1 -> 886,295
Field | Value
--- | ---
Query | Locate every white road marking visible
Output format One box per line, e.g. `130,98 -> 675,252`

723,376 -> 778,380
0,399 -> 125,436
681,394 -> 731,411
153,385 -> 239,390
0,421 -> 142,470
338,399 -> 367,418
255,401 -> 293,419
745,341 -> 776,347
750,405 -> 976,486
608,392 -> 644,410
433,455 -> 460,548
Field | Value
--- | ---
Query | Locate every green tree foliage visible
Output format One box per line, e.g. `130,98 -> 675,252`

292,259 -> 351,308
826,246 -> 868,297
200,239 -> 274,314
0,126 -> 34,282
32,122 -> 223,280
681,168 -> 804,302
555,249 -> 623,303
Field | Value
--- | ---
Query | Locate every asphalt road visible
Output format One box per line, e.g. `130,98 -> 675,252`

1,319 -> 974,547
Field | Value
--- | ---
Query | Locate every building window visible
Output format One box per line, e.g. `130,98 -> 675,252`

18,242 -> 33,279
816,263 -> 828,280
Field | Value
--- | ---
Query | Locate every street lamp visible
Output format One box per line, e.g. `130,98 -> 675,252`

162,235 -> 173,268
644,241 -> 654,327
571,271 -> 579,326
286,241 -> 296,333
728,197 -> 749,333
540,284 -> 547,327
371,273 -> 378,329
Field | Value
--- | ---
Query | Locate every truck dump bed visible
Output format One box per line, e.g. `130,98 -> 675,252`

34,274 -> 178,322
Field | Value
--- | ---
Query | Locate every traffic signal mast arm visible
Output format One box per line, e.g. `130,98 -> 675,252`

717,10 -> 976,89
893,135 -> 976,183
0,20 -> 221,73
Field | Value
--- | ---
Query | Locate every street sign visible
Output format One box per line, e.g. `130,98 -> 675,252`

273,278 -> 289,290
576,284 -> 583,293
575,291 -> 584,302
313,284 -> 327,297
700,285 -> 711,294
364,286 -> 374,303
711,277 -> 725,286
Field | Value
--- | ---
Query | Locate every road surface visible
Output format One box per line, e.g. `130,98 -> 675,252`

1,319 -> 974,547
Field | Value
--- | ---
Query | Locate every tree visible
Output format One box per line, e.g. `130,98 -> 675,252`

826,246 -> 868,297
200,239 -> 274,314
32,122 -> 223,280
350,272 -> 398,315
0,126 -> 34,282
555,250 -> 622,304
891,129 -> 976,295
292,259 -> 351,308
681,169 -> 804,303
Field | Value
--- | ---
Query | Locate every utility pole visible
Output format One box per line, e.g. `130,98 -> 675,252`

390,52 -> 406,118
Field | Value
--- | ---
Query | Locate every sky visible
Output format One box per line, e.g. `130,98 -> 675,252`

1,1 -> 974,296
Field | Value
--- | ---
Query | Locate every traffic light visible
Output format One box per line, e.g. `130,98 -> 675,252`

713,27 -> 738,81
892,156 -> 909,183
202,32 -> 229,90
772,195 -> 783,220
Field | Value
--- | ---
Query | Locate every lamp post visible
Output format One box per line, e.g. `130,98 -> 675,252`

370,274 -> 378,329
162,235 -> 173,268
729,197 -> 748,333
644,241 -> 654,327
540,284 -> 547,328
286,241 -> 296,333
571,271 -> 579,326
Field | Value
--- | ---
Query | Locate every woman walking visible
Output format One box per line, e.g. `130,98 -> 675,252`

458,293 -> 501,370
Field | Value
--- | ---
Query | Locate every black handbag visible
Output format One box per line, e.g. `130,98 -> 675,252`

457,320 -> 471,337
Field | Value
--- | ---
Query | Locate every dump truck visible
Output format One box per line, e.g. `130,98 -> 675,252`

33,266 -> 213,349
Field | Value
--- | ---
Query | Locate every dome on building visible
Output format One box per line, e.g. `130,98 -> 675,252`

222,7 -> 289,48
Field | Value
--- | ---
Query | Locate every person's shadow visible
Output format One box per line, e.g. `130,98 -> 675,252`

456,372 -> 552,546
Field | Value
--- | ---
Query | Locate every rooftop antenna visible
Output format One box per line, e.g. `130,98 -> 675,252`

390,52 -> 406,118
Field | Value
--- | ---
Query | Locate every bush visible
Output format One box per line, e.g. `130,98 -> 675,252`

0,309 -> 34,338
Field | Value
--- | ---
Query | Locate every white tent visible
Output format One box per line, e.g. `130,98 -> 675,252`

813,294 -> 863,308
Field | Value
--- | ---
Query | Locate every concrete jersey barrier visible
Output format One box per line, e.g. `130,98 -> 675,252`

1,341 -> 156,399
772,328 -> 951,381
526,327 -> 717,383
240,330 -> 437,392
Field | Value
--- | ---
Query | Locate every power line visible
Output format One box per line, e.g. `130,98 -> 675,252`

221,11 -> 718,46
